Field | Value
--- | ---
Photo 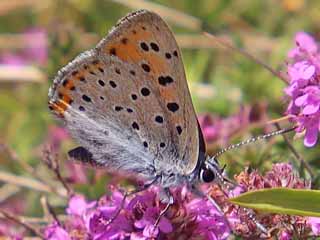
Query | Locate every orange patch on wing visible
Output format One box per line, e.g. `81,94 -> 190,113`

49,91 -> 73,117
49,100 -> 68,116
103,30 -> 166,74
145,54 -> 166,75
61,93 -> 73,104
74,62 -> 104,80
63,79 -> 75,90
108,42 -> 140,62
159,87 -> 175,101
70,69 -> 86,80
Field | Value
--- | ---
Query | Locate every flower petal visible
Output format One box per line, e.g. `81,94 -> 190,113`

295,32 -> 318,53
301,65 -> 315,80
302,104 -> 319,115
66,194 -> 96,216
45,222 -> 70,240
308,217 -> 320,236
304,125 -> 318,147
143,224 -> 159,238
134,219 -> 148,229
158,217 -> 173,233
295,94 -> 308,107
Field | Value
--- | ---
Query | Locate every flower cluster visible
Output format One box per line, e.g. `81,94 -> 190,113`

0,28 -> 48,67
0,221 -> 23,240
198,102 -> 268,147
0,197 -> 26,239
209,163 -> 320,239
44,186 -> 230,240
285,32 -> 320,147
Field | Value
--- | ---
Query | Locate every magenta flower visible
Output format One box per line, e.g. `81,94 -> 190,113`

44,222 -> 70,240
285,32 -> 320,147
43,186 -> 230,239
46,125 -> 69,152
198,103 -> 267,147
209,163 -> 320,239
66,194 -> 96,216
65,162 -> 89,184
23,28 -> 48,65
308,217 -> 320,236
0,197 -> 27,239
279,230 -> 292,240
288,32 -> 318,58
0,28 -> 48,66
0,223 -> 23,240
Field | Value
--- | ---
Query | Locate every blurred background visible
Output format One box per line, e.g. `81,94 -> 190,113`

0,0 -> 320,236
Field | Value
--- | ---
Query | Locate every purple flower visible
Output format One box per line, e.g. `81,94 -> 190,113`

0,28 -> 48,67
46,125 -> 69,152
209,163 -> 317,239
43,186 -> 231,239
66,194 -> 96,216
23,28 -> 48,65
198,103 -> 268,147
285,32 -> 320,147
279,230 -> 292,240
186,198 -> 230,240
44,222 -> 70,240
133,205 -> 172,237
288,32 -> 318,58
0,223 -> 23,240
308,217 -> 320,236
0,197 -> 27,239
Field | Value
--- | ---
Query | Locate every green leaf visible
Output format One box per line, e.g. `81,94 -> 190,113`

229,188 -> 320,217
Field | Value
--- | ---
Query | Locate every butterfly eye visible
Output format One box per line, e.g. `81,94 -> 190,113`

200,167 -> 216,183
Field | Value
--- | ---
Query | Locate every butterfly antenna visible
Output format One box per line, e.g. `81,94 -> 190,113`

213,126 -> 297,160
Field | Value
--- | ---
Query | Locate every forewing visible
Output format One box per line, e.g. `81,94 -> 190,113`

96,10 -> 202,174
48,10 -> 202,178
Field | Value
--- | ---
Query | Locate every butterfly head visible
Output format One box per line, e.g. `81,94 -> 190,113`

198,156 -> 233,186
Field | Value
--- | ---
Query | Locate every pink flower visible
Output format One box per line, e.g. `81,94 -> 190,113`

0,197 -> 26,239
288,32 -> 318,58
279,230 -> 292,240
44,222 -> 70,240
44,186 -> 231,239
0,28 -> 48,66
65,162 -> 89,184
47,125 -> 69,152
209,163 -> 316,239
308,217 -> 320,236
23,28 -> 48,65
198,103 -> 268,147
66,194 -> 96,216
285,32 -> 320,147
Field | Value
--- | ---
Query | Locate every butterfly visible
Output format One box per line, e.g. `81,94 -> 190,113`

48,9 -> 225,203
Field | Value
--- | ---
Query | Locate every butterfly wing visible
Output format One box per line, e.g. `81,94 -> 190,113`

48,10 -> 204,182
49,50 -> 157,178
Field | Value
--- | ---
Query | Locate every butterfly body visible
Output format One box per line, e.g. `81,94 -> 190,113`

49,9 -> 211,190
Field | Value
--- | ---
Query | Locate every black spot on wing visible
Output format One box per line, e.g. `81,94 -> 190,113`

109,81 -> 117,88
68,146 -> 93,164
140,42 -> 149,51
68,146 -> 105,167
141,63 -> 150,72
82,95 -> 91,102
167,102 -> 179,112
98,80 -> 105,86
150,42 -> 159,52
141,87 -> 150,96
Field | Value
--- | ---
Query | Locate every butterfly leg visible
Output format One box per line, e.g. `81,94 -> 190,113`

154,188 -> 173,228
106,177 -> 158,225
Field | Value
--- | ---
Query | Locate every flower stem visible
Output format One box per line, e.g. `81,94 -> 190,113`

0,210 -> 44,238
